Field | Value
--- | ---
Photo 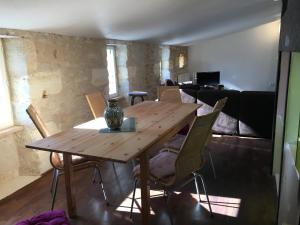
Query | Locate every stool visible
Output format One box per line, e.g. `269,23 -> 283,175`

128,91 -> 148,105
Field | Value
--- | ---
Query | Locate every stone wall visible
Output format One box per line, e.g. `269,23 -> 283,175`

110,41 -> 189,102
159,45 -> 189,84
0,30 -> 109,193
0,28 -> 188,198
169,46 -> 189,82
114,41 -> 165,103
126,43 -> 161,101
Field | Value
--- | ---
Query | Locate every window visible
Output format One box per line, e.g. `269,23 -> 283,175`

106,46 -> 118,97
160,46 -> 170,84
0,39 -> 13,130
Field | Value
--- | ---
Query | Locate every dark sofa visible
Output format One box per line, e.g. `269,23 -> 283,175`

181,88 -> 276,139
238,91 -> 275,138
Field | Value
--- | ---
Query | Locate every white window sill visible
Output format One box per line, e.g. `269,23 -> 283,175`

0,125 -> 23,139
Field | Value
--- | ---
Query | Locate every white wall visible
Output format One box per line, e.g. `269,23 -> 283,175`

188,20 -> 280,91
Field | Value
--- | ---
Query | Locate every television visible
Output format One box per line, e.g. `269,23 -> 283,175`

196,71 -> 220,86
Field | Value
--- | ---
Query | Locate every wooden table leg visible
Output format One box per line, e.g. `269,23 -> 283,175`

63,153 -> 77,218
139,151 -> 150,225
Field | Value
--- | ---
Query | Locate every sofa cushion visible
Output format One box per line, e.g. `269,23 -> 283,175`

180,89 -> 275,139
197,90 -> 240,135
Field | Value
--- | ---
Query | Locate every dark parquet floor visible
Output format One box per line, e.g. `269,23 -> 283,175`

0,136 -> 277,225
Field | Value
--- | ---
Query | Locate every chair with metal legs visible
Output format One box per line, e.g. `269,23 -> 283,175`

85,92 -> 118,173
130,170 -> 213,223
157,86 -> 181,103
204,97 -> 228,178
163,97 -> 228,179
26,104 -> 109,210
130,110 -> 221,221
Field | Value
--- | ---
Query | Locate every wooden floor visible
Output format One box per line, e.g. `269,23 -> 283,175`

0,136 -> 277,225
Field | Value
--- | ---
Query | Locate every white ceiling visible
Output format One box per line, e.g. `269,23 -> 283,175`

0,0 -> 282,45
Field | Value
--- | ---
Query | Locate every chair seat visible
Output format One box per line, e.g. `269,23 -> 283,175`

133,149 -> 178,180
164,134 -> 186,150
128,91 -> 148,96
58,154 -> 101,166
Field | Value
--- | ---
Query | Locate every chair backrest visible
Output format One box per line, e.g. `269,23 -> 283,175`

26,104 -> 51,138
26,104 -> 63,169
206,97 -> 228,143
157,86 -> 179,100
85,92 -> 106,118
174,110 -> 220,183
212,97 -> 228,112
158,86 -> 182,103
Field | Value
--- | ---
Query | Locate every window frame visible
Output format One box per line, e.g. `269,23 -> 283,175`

0,38 -> 14,131
106,45 -> 119,98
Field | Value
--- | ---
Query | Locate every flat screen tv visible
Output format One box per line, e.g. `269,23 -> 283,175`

196,71 -> 220,86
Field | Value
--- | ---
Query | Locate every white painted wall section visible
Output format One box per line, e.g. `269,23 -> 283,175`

188,20 -> 280,91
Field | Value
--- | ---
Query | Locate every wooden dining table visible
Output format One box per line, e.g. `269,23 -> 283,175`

26,101 -> 200,225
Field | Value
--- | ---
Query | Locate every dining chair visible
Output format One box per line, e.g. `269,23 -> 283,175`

206,97 -> 228,178
85,91 -> 118,172
163,97 -> 228,178
157,86 -> 182,103
85,91 -> 106,118
26,104 -> 109,210
130,110 -> 220,222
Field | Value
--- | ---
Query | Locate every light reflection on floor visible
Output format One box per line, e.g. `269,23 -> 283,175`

116,188 -> 241,218
189,192 -> 241,217
116,188 -> 160,215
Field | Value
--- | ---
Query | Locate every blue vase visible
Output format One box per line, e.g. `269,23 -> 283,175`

104,99 -> 124,130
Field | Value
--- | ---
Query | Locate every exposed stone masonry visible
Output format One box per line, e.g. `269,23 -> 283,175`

0,28 -> 188,197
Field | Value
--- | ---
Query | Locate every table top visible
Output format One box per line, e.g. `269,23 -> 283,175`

26,101 -> 200,163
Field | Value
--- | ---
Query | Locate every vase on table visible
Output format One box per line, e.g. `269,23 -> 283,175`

104,99 -> 124,130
